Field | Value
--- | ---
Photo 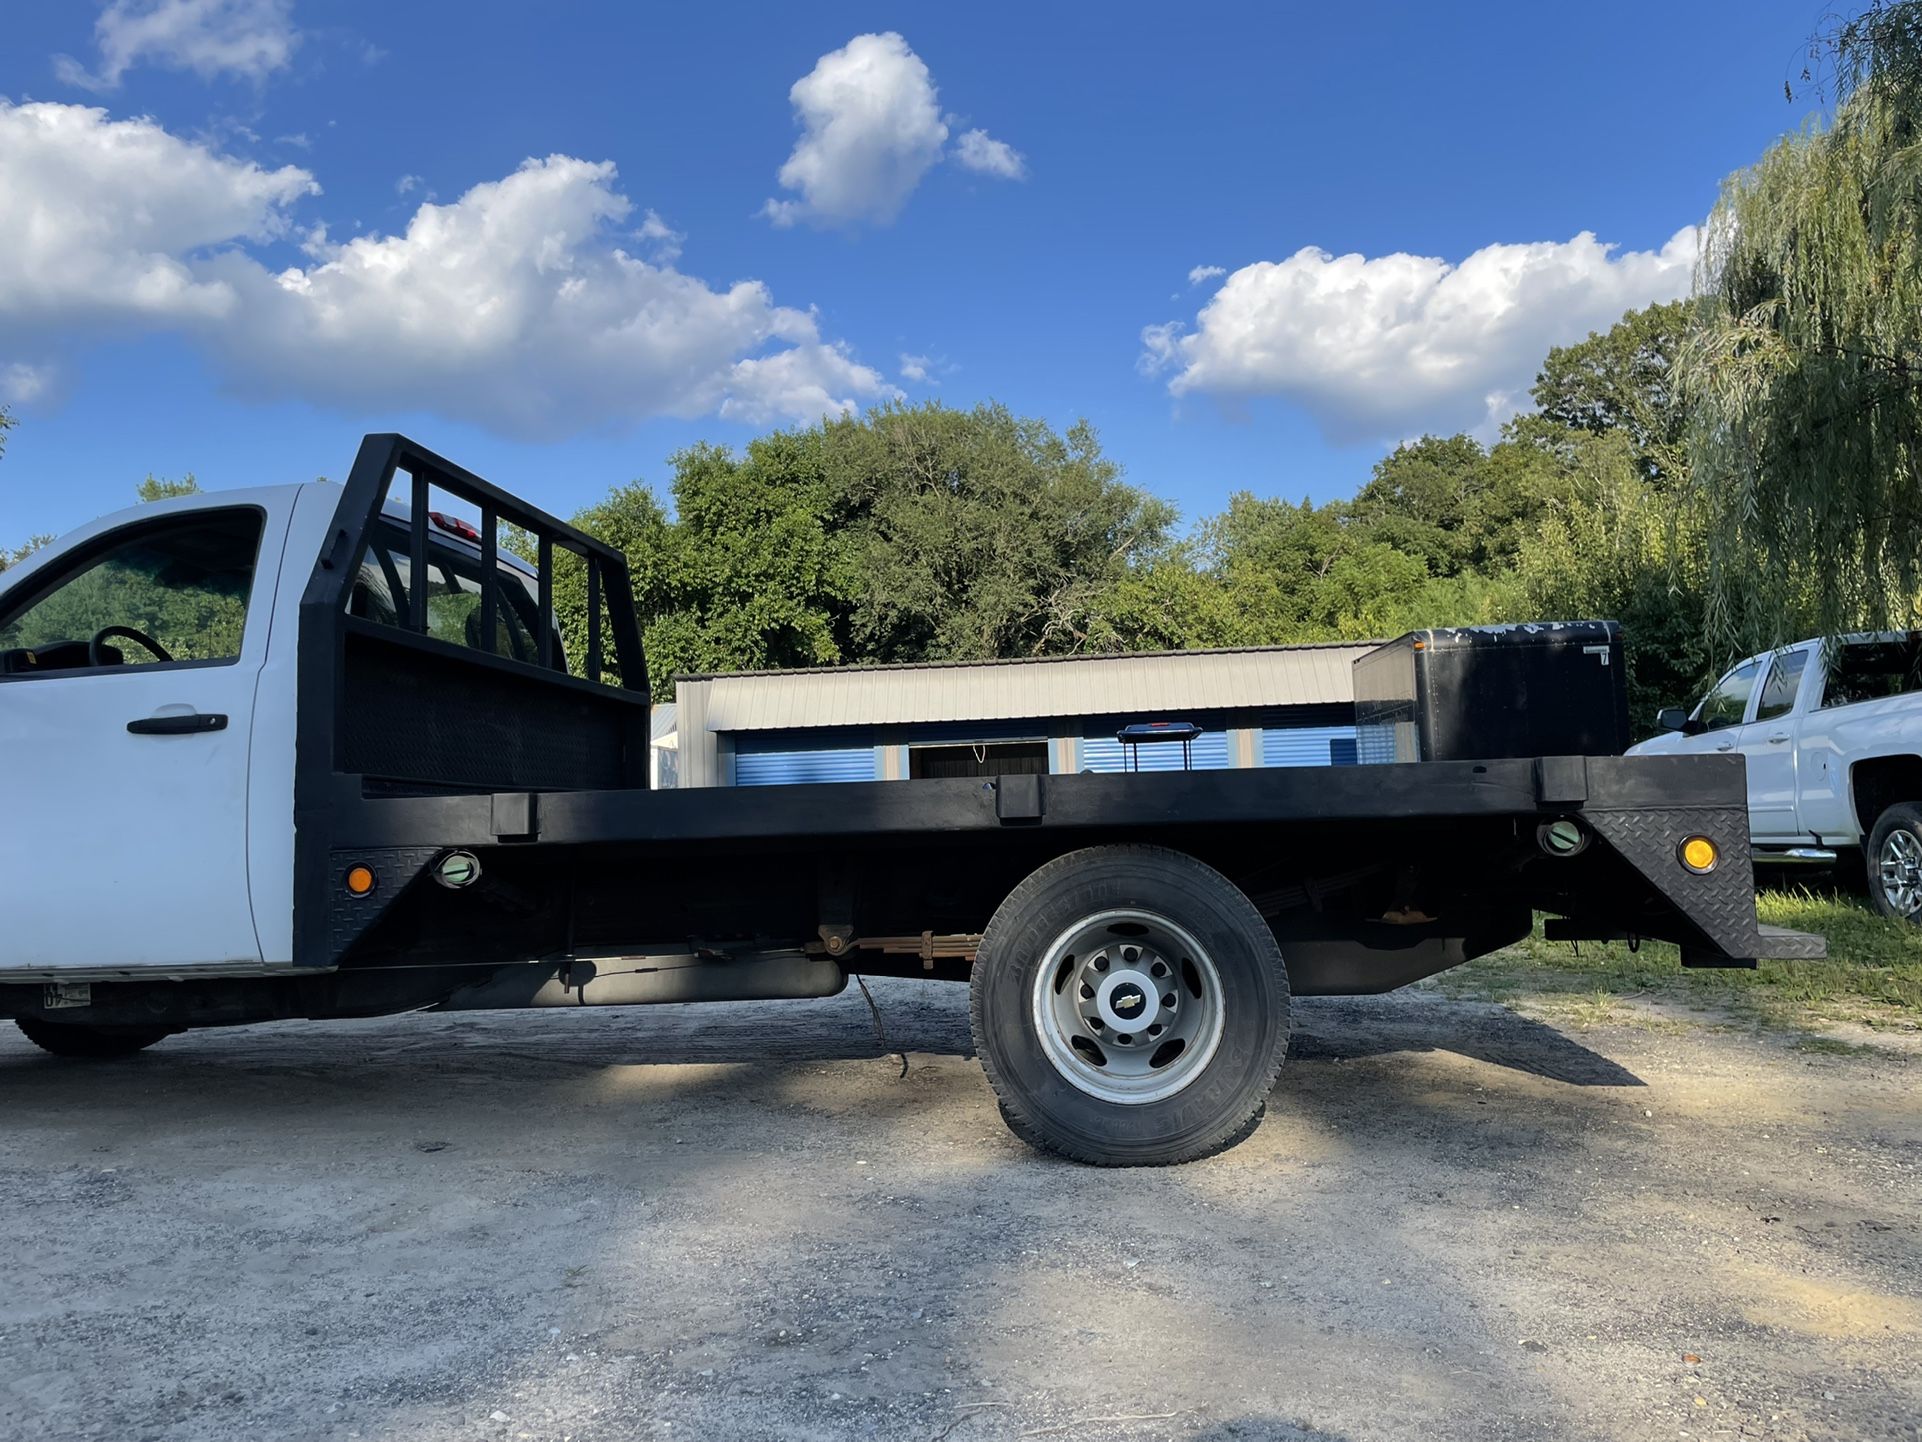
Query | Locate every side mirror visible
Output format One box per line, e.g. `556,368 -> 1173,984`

1656,706 -> 1691,734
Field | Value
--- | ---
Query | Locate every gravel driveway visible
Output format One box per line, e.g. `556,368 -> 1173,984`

2,981 -> 1917,1442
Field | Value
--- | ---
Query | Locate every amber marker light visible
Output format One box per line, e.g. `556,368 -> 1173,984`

345,865 -> 377,897
1679,837 -> 1718,874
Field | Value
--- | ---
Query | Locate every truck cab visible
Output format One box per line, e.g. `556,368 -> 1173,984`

0,480 -> 556,974
1629,635 -> 1922,917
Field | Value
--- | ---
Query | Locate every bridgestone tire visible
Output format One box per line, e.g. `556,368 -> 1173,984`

971,845 -> 1290,1166
15,1018 -> 173,1059
1866,801 -> 1922,923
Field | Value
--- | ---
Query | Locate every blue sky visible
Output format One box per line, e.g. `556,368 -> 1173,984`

2,0 -> 1829,543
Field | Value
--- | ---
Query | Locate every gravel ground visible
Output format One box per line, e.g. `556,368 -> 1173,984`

1,982 -> 1917,1442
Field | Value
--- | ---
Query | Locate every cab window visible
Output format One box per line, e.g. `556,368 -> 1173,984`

1755,649 -> 1810,722
1695,657 -> 1763,731
0,510 -> 263,676
347,520 -> 556,669
1821,637 -> 1922,709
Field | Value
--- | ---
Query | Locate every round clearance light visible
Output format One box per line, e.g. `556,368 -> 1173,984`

1680,836 -> 1719,874
433,850 -> 482,890
345,865 -> 376,898
1538,818 -> 1589,857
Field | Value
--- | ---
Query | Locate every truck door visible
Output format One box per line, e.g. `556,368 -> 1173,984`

1679,657 -> 1765,759
1738,646 -> 1813,840
0,499 -> 288,972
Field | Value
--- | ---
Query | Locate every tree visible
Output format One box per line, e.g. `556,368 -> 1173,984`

1167,492 -> 1510,647
1513,430 -> 1718,731
655,431 -> 859,681
137,474 -> 201,503
1347,431 -> 1574,577
1348,435 -> 1489,576
1530,301 -> 1690,484
1681,0 -> 1922,648
0,536 -> 51,577
0,408 -> 33,575
826,402 -> 1174,661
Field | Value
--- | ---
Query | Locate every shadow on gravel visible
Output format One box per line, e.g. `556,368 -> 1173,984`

1288,996 -> 1645,1087
1193,1420 -> 1352,1442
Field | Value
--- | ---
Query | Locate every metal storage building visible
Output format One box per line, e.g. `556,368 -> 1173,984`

665,643 -> 1374,788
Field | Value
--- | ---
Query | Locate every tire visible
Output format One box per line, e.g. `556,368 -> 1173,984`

15,1017 -> 173,1059
1866,802 -> 1922,922
971,845 -> 1290,1166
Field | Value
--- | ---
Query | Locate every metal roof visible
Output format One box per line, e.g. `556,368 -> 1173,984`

678,643 -> 1377,733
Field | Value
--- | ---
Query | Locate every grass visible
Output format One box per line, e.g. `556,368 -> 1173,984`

1434,884 -> 1922,1033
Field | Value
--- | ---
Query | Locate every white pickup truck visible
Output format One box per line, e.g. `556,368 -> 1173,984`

1627,634 -> 1922,919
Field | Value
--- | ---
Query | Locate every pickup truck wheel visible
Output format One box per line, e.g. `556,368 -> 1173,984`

1867,803 -> 1922,922
14,1018 -> 173,1059
971,845 -> 1289,1166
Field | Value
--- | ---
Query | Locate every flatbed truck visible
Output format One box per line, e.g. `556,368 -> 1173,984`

0,435 -> 1822,1165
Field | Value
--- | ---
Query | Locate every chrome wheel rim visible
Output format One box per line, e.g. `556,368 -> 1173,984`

1880,828 -> 1922,915
1030,909 -> 1225,1104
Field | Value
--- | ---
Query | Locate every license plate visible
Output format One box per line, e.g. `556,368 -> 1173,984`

42,982 -> 92,1010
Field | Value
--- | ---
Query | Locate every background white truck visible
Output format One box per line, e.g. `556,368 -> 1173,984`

1628,634 -> 1922,919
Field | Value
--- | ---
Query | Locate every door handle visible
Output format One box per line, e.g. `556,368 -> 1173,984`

127,712 -> 228,735
1767,730 -> 1791,743
1714,740 -> 1734,752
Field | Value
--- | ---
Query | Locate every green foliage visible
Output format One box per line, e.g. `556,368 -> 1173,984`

0,475 -> 245,658
0,508 -> 255,663
1682,0 -> 1922,649
1,535 -> 52,577
1,557 -> 248,662
652,432 -> 857,682
828,403 -> 1175,661
1512,430 -> 1716,729
0,406 -> 13,462
136,474 -> 201,503
1347,430 -> 1577,577
550,402 -> 1173,697
1444,885 -> 1922,1027
1530,301 -> 1690,484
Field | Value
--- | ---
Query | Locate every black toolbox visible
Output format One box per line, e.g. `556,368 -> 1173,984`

1353,621 -> 1630,763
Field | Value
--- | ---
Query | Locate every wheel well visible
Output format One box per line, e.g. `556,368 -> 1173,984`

1851,755 -> 1922,835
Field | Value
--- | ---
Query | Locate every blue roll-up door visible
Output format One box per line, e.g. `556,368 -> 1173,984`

1261,724 -> 1361,768
1080,727 -> 1232,773
733,731 -> 879,786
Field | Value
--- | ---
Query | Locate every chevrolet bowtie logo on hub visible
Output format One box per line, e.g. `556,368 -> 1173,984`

1111,984 -> 1146,1015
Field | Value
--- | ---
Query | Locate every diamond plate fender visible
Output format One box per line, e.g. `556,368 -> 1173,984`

1585,805 -> 1761,959
321,845 -> 446,967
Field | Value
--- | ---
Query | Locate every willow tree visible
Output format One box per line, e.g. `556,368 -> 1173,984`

1681,0 -> 1922,647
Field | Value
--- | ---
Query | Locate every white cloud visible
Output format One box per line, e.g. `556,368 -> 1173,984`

952,128 -> 1026,180
762,32 -> 1023,227
394,173 -> 420,195
899,352 -> 933,383
722,344 -> 898,426
54,0 -> 299,91
1,363 -> 55,406
763,33 -> 948,228
0,102 -> 891,438
0,100 -> 315,332
1142,228 -> 1699,442
635,208 -> 683,264
1187,264 -> 1226,286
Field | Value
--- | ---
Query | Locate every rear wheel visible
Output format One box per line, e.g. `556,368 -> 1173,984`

15,1017 -> 173,1059
971,845 -> 1289,1166
1868,802 -> 1922,922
